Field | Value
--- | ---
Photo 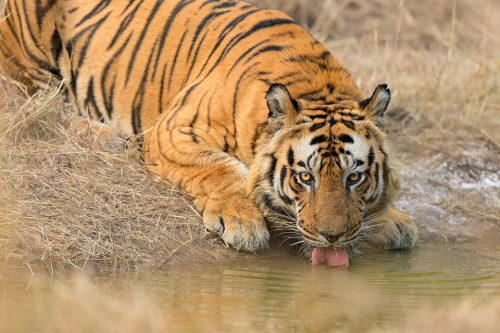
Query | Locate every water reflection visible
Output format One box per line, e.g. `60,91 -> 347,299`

1,242 -> 499,332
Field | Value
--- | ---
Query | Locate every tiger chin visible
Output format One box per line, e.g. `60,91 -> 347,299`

0,0 -> 417,262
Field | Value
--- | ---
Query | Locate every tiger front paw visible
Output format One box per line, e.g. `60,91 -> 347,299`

370,208 -> 418,250
195,195 -> 270,251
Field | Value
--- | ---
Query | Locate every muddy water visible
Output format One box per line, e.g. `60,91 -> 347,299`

2,242 -> 499,332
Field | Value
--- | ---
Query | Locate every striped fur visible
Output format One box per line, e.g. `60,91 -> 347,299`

0,0 -> 417,252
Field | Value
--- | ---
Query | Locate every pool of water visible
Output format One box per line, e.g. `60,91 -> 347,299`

1,241 -> 499,332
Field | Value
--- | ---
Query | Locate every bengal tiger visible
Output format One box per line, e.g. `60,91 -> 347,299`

0,0 -> 417,264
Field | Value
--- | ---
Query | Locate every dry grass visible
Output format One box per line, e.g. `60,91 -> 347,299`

0,82 -> 236,273
1,0 -> 499,273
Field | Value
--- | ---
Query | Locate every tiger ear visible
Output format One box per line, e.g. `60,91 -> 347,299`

359,84 -> 391,128
265,83 -> 300,127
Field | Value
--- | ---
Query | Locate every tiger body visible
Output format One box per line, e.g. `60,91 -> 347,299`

0,0 -> 417,255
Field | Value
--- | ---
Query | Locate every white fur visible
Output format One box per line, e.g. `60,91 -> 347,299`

295,136 -> 319,165
344,134 -> 369,171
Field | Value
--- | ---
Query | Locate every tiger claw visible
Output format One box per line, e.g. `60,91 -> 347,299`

199,195 -> 270,252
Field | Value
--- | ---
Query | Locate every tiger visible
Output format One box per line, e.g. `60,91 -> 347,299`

0,0 -> 417,263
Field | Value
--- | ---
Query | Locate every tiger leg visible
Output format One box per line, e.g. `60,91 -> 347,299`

367,207 -> 418,250
144,113 -> 269,252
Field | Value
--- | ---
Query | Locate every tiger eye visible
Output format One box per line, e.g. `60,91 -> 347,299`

348,173 -> 360,182
299,172 -> 312,182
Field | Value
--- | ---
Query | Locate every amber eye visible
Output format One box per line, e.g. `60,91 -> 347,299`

347,172 -> 363,186
298,172 -> 314,183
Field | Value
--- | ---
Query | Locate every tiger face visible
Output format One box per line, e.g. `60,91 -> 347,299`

249,83 -> 399,251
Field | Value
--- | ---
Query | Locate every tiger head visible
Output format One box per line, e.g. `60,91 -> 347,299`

248,83 -> 400,252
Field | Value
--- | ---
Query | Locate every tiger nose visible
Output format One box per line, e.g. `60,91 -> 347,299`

320,231 -> 346,243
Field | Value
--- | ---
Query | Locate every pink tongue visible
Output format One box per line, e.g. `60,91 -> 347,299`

312,247 -> 349,266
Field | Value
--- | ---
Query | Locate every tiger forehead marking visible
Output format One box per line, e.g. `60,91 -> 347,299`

0,0 -> 417,255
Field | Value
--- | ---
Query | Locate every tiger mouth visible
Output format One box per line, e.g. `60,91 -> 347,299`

299,226 -> 362,248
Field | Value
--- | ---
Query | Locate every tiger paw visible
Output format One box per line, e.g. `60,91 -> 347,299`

370,209 -> 418,250
196,195 -> 270,251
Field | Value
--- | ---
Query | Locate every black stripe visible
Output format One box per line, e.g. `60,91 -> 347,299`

279,166 -> 293,205
338,134 -> 354,143
167,29 -> 189,92
84,77 -> 104,121
189,91 -> 210,143
286,53 -> 329,70
196,8 -> 263,77
101,33 -> 133,119
282,78 -> 310,87
50,30 -> 63,77
35,0 -> 57,30
159,62 -> 168,112
227,39 -> 271,76
108,0 -> 143,50
298,87 -> 325,100
310,135 -> 328,145
306,153 -> 315,169
244,45 -> 286,64
76,0 -> 109,27
213,2 -> 237,9
274,71 -> 300,81
16,1 -> 56,73
120,1 -> 138,15
268,155 -> 277,186
366,163 -> 380,204
223,129 -> 230,152
232,62 -> 260,151
368,147 -> 374,166
186,9 -> 227,64
75,13 -> 110,68
321,151 -> 335,159
250,122 -> 267,155
220,18 -> 296,63
125,0 -> 164,83
204,18 -> 296,79
341,119 -> 355,130
131,39 -> 162,133
287,147 -> 294,166
199,0 -> 221,9
182,28 -> 212,86
309,122 -> 324,132
261,193 -> 293,218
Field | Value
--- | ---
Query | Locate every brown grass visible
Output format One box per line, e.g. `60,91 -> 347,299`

1,0 -> 499,273
0,81 -> 237,273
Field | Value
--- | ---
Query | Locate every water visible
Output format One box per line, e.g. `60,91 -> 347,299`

2,241 -> 500,332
